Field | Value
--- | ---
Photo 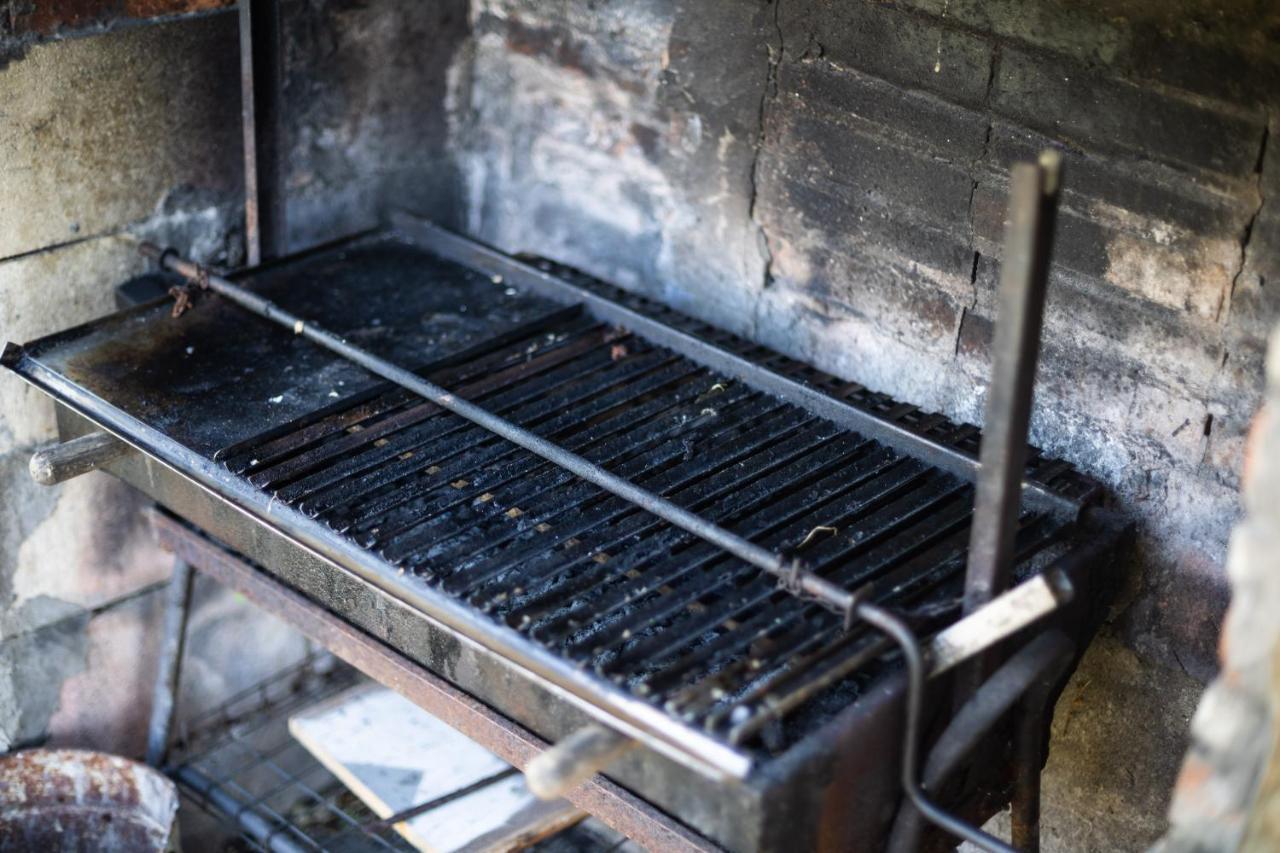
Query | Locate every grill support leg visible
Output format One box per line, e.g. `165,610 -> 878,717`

146,557 -> 194,767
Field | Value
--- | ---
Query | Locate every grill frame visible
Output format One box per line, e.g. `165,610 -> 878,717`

2,215 -> 1125,850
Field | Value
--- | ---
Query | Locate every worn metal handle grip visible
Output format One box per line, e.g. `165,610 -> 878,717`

525,724 -> 636,800
29,431 -> 129,485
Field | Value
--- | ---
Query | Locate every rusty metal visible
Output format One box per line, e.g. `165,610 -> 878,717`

857,604 -> 1018,853
1010,638 -> 1071,853
240,0 -> 285,264
1,0 -> 232,40
965,152 -> 1063,615
884,631 -> 1074,853
148,508 -> 720,853
0,749 -> 179,851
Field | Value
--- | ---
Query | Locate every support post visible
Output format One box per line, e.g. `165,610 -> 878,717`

964,152 -> 1062,614
239,0 -> 286,265
145,558 -> 195,767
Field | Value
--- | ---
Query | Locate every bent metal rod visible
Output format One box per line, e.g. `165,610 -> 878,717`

139,243 -> 858,621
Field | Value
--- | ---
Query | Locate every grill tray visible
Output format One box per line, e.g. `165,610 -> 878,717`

2,218 -> 1102,782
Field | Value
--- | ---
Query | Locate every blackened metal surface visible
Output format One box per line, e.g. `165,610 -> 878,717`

20,233 -> 562,457
3,225 -> 1106,785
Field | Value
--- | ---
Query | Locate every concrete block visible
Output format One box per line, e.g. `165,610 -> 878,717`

0,13 -> 242,259
0,236 -> 154,455
777,59 -> 990,163
13,472 -> 171,614
0,595 -> 88,751
45,587 -> 163,758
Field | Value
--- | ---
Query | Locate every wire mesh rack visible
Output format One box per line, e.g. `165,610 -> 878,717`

165,649 -> 637,853
167,650 -> 414,852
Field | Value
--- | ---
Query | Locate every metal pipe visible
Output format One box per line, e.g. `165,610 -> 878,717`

138,243 -> 855,621
964,152 -> 1062,614
29,430 -> 129,485
526,724 -> 637,800
239,0 -> 285,265
174,765 -> 310,853
145,558 -> 194,767
1010,637 -> 1071,852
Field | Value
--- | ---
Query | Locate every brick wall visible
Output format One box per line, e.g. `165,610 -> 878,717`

451,1 -> 1278,847
1,0 -> 1275,847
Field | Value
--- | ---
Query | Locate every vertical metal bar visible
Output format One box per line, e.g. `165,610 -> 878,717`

146,558 -> 194,766
1011,702 -> 1045,851
1010,637 -> 1072,853
964,152 -> 1062,614
239,0 -> 286,265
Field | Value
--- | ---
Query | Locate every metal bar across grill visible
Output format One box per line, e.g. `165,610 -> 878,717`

205,297 -> 1072,754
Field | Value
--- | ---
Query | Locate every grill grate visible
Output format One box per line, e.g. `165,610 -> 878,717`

213,303 -> 1079,753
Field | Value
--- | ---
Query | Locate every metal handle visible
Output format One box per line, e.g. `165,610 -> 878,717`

29,431 -> 129,485
525,724 -> 637,800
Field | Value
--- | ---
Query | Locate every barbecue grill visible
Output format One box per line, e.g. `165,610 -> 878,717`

3,202 -> 1128,851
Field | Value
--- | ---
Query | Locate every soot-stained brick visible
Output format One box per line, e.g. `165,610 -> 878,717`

781,0 -> 994,108
993,46 -> 1265,181
987,122 -> 1255,240
758,162 -> 975,285
777,60 -> 990,164
770,108 -> 976,233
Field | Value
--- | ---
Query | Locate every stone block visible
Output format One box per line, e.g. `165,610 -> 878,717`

782,0 -> 994,108
993,46 -> 1264,180
0,14 -> 242,259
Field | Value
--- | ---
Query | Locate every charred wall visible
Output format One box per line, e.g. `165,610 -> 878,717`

449,0 -> 1278,848
0,0 -> 465,769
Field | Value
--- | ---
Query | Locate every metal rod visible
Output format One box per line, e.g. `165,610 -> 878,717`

174,765 -> 310,853
1010,637 -> 1070,853
526,724 -> 637,801
856,602 -> 1018,853
139,243 -> 855,621
964,151 -> 1062,614
394,213 -> 1087,522
29,430 -> 128,485
145,557 -> 194,766
239,0 -> 286,265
